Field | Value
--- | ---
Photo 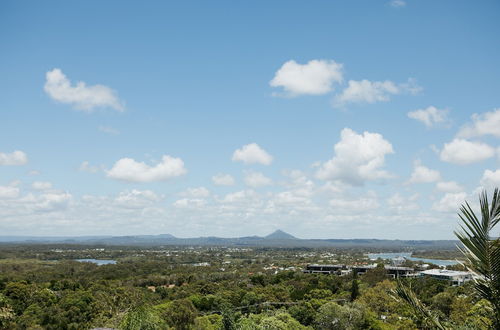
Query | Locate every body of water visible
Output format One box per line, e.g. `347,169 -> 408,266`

75,259 -> 117,265
367,252 -> 459,266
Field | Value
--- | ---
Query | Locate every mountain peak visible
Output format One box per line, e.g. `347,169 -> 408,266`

265,229 -> 297,240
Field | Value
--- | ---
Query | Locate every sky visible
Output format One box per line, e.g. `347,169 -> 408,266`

1,0 -> 500,239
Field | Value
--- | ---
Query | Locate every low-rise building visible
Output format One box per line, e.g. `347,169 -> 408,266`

419,269 -> 473,286
303,264 -> 347,274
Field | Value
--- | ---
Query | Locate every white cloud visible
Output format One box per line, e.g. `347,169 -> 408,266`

334,78 -> 420,107
244,171 -> 272,188
436,181 -> 464,193
0,185 -> 20,199
407,106 -> 449,127
34,192 -> 72,212
180,187 -> 211,198
316,128 -> 394,185
270,59 -> 343,96
408,162 -> 441,184
232,143 -> 273,165
480,169 -> 500,190
220,190 -> 258,204
32,181 -> 53,191
390,0 -> 406,7
114,189 -> 160,209
212,173 -> 235,186
458,108 -> 500,138
44,68 -> 124,112
440,139 -> 495,165
387,193 -> 419,213
107,155 -> 187,182
329,196 -> 380,214
432,192 -> 467,213
173,198 -> 207,208
99,126 -> 120,135
0,150 -> 28,166
79,161 -> 100,173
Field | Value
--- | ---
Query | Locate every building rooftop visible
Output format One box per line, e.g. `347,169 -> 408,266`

420,269 -> 471,276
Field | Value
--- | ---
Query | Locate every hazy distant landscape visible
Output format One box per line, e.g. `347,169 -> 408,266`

0,230 -> 459,249
1,0 -> 499,329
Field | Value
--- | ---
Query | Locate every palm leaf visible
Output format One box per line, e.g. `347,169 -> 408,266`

392,280 -> 449,330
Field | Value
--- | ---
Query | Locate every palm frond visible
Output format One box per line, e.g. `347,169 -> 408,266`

392,280 -> 448,330
454,188 -> 500,327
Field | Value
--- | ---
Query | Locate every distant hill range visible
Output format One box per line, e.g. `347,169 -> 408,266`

0,230 -> 459,249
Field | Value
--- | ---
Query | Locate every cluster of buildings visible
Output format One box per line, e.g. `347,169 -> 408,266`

303,264 -> 473,286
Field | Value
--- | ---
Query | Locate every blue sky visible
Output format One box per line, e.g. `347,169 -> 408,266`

1,0 -> 500,239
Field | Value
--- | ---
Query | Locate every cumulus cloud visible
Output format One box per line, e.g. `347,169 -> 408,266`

329,195 -> 380,214
232,143 -> 273,165
107,155 -> 187,182
114,189 -> 160,209
316,128 -> 394,185
32,181 -> 53,191
436,181 -> 464,193
212,173 -> 235,186
408,162 -> 441,184
0,150 -> 28,166
440,139 -> 495,165
34,192 -> 72,212
244,171 -> 272,188
407,106 -> 449,127
387,193 -> 419,213
432,192 -> 467,213
334,78 -> 420,107
180,187 -> 211,198
220,190 -> 258,204
173,198 -> 207,208
44,68 -> 124,112
270,59 -> 343,96
0,185 -> 20,199
480,169 -> 500,191
458,108 -> 500,138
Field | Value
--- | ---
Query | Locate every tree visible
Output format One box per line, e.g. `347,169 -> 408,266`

350,270 -> 359,302
121,306 -> 167,330
363,264 -> 387,287
221,305 -> 237,330
0,293 -> 15,329
454,189 -> 500,327
394,188 -> 500,329
159,299 -> 197,330
313,302 -> 366,330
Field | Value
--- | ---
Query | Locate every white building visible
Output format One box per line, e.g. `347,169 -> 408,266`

420,269 -> 473,286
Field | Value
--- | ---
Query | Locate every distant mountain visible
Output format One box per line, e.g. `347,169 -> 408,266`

0,233 -> 459,249
265,230 -> 297,240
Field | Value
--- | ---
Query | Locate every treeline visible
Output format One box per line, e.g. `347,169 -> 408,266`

0,247 -> 493,329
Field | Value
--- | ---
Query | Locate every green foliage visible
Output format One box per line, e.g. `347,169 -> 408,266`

455,189 -> 500,327
237,310 -> 308,330
289,301 -> 316,326
121,305 -> 167,330
157,299 -> 197,330
363,264 -> 388,287
0,244 -> 495,329
313,302 -> 366,330
350,270 -> 359,302
0,293 -> 15,329
193,314 -> 222,330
